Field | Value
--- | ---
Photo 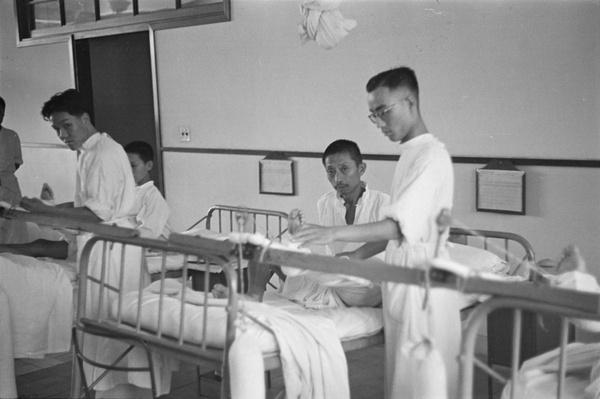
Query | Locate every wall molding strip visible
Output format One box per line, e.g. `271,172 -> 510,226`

22,142 -> 69,149
162,147 -> 600,168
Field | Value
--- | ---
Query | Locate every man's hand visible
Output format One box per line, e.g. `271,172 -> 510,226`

291,224 -> 337,247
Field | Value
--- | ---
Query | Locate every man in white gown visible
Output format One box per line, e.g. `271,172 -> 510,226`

293,66 -> 461,398
20,89 -> 164,398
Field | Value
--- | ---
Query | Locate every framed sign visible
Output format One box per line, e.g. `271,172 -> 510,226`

476,159 -> 525,214
259,152 -> 295,195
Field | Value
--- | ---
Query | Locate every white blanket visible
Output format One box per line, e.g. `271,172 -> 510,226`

0,253 -> 74,357
114,280 -> 370,398
0,253 -> 75,399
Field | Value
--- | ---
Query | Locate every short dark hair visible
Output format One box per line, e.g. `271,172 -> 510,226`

125,141 -> 154,163
41,89 -> 90,121
322,139 -> 363,166
366,66 -> 419,99
0,96 -> 5,110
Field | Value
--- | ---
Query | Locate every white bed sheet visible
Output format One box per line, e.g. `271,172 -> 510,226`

112,279 -> 383,354
0,254 -> 77,399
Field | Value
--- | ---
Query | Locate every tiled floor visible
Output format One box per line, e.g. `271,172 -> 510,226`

15,341 -> 504,398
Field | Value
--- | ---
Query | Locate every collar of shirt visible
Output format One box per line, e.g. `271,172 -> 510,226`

398,133 -> 433,153
334,182 -> 368,209
80,132 -> 102,152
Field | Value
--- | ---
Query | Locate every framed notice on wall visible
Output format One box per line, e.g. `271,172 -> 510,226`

259,152 -> 295,196
476,159 -> 525,215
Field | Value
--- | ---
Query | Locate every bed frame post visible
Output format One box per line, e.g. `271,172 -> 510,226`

245,245 -> 275,302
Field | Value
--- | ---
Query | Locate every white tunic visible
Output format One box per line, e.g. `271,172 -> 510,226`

281,185 -> 389,308
129,181 -> 172,239
379,134 -> 461,399
77,133 -> 174,394
317,184 -> 390,257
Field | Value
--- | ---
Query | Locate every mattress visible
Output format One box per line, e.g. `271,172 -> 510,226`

111,279 -> 383,354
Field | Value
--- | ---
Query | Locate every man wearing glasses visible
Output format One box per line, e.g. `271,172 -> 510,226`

293,66 -> 460,398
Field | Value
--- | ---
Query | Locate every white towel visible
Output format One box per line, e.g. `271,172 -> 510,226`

298,0 -> 357,50
248,301 -> 350,398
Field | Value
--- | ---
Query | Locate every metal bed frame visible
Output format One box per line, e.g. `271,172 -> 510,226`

6,204 -> 593,399
460,293 -> 600,399
71,232 -> 241,398
68,228 -> 600,398
188,205 -> 289,240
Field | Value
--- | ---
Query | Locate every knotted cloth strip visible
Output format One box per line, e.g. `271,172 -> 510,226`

298,0 -> 357,50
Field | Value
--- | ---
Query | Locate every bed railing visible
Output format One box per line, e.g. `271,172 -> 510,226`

0,205 -> 139,239
459,293 -> 600,399
71,232 -> 240,398
68,225 -> 600,399
449,227 -> 536,275
188,205 -> 289,241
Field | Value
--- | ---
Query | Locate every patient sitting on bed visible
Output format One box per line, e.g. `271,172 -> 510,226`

501,245 -> 600,399
214,140 -> 389,308
254,140 -> 392,310
0,140 -> 171,259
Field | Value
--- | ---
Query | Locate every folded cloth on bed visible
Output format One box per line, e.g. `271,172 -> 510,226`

115,279 -> 351,399
280,274 -> 381,309
229,232 -> 381,309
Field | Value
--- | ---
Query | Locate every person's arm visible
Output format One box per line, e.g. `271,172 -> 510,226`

293,218 -> 401,247
20,197 -> 101,223
0,239 -> 68,259
338,240 -> 389,260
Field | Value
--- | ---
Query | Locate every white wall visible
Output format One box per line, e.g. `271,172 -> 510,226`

156,0 -> 600,273
1,1 -> 599,275
156,0 -> 599,159
0,1 -> 77,201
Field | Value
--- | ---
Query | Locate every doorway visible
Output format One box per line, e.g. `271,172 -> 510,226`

74,31 -> 163,191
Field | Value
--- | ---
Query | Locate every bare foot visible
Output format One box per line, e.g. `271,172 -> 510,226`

557,245 -> 587,274
211,284 -> 228,299
288,209 -> 305,235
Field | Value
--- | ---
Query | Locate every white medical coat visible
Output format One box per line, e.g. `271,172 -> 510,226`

380,133 -> 461,399
76,133 -> 175,394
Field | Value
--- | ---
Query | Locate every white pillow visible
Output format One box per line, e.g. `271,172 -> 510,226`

447,243 -> 510,275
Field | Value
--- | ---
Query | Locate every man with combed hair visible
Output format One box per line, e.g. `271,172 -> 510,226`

20,89 -> 172,398
293,67 -> 461,398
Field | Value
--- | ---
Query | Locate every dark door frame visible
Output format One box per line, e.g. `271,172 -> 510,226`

70,29 -> 164,194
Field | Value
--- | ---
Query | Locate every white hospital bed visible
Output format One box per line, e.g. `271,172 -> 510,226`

69,213 -> 558,399
459,285 -> 600,399
0,205 -> 141,398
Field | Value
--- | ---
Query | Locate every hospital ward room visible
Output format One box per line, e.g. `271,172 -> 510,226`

0,0 -> 599,398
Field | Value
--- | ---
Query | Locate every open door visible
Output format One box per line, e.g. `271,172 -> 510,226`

73,31 -> 163,192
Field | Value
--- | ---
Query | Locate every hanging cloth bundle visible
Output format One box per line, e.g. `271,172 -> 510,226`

298,0 -> 357,50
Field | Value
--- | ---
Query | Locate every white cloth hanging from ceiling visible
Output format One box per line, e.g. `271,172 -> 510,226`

298,0 -> 357,50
